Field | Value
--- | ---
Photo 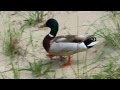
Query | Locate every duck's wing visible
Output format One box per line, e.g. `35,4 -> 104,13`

51,35 -> 95,43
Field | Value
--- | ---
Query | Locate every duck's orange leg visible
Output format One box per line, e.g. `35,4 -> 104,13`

46,54 -> 55,59
61,56 -> 72,68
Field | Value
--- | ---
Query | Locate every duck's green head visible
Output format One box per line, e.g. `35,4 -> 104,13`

45,18 -> 59,37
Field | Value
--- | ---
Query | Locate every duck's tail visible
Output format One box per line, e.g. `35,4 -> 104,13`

84,35 -> 98,48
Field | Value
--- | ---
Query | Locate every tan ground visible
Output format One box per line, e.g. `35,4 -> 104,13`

0,11 -> 116,79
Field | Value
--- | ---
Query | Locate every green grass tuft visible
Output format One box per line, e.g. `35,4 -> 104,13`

93,11 -> 120,48
92,60 -> 120,79
3,26 -> 22,57
21,60 -> 54,77
21,11 -> 48,28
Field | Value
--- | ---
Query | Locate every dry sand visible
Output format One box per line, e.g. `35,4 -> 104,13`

0,11 -> 115,79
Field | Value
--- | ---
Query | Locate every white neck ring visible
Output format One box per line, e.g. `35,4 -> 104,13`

49,34 -> 54,37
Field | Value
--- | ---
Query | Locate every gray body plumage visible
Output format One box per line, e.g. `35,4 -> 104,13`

48,35 -> 98,56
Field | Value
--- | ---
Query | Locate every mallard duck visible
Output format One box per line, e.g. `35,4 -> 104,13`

43,18 -> 98,67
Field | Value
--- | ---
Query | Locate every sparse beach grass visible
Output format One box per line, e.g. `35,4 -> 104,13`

0,11 -> 120,79
2,25 -> 21,57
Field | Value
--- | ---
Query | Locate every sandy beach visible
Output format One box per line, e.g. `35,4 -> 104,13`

0,11 -> 116,79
